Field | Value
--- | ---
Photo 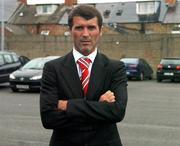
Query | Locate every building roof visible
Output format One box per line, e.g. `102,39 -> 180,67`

8,4 -> 67,24
96,1 -> 168,24
6,1 -> 180,25
163,2 -> 180,23
6,24 -> 28,35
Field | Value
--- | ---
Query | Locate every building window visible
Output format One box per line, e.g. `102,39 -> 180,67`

103,10 -> 111,18
36,4 -> 58,15
116,10 -> 123,16
136,1 -> 160,15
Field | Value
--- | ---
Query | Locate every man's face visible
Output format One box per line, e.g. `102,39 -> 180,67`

70,16 -> 102,56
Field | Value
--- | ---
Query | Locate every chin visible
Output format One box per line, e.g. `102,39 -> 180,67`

81,48 -> 92,55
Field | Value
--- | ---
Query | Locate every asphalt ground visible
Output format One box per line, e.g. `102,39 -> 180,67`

0,80 -> 180,146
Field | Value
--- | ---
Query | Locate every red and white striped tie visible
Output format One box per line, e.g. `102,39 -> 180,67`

77,57 -> 91,96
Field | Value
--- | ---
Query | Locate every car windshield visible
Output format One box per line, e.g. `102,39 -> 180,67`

121,58 -> 138,64
161,59 -> 180,65
22,57 -> 58,70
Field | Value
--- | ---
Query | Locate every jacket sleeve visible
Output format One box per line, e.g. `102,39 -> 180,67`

40,62 -> 76,129
66,61 -> 128,123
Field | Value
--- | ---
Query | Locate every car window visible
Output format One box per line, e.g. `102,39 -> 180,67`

12,54 -> 19,62
22,57 -> 58,69
22,58 -> 45,69
0,55 -> 5,65
121,58 -> 138,64
4,54 -> 13,64
161,59 -> 180,64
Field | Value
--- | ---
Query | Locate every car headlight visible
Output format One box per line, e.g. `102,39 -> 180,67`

9,74 -> 16,79
30,75 -> 42,80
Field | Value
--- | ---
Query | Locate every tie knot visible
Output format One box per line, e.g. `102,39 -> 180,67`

77,58 -> 91,69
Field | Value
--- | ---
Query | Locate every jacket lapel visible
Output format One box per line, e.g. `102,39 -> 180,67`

86,53 -> 108,100
60,52 -> 83,98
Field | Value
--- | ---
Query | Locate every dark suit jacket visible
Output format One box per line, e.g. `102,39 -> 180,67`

40,51 -> 128,146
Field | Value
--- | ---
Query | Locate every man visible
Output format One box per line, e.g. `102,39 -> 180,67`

40,5 -> 128,146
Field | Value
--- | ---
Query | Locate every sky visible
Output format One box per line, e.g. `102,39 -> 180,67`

1,0 -> 18,21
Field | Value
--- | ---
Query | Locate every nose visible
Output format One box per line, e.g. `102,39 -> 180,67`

82,27 -> 90,37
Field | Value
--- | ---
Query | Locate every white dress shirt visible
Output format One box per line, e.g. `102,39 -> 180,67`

73,48 -> 97,78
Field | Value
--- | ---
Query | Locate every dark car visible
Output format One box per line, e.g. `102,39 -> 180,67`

156,57 -> 180,82
9,56 -> 60,92
0,51 -> 29,83
120,58 -> 153,80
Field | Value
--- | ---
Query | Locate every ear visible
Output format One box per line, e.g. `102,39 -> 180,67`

100,27 -> 103,36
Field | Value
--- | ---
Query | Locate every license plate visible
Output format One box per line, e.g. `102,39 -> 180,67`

16,85 -> 29,89
164,72 -> 174,76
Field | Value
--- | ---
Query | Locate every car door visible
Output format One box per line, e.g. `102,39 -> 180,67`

0,54 -> 8,83
142,59 -> 153,77
3,54 -> 20,81
138,59 -> 145,74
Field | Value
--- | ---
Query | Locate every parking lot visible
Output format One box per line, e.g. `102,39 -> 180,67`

0,80 -> 180,146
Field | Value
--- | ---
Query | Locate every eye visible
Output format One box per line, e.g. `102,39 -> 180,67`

74,26 -> 83,30
87,25 -> 96,30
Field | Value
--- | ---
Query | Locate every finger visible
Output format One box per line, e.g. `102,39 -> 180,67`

107,98 -> 115,103
109,96 -> 115,102
106,91 -> 113,97
105,90 -> 111,95
110,99 -> 116,102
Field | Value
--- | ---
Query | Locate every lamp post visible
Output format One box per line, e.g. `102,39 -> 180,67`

1,0 -> 5,51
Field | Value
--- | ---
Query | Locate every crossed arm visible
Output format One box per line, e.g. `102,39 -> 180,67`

58,90 -> 115,110
40,59 -> 127,129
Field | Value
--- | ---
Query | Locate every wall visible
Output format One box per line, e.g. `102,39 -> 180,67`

6,34 -> 180,77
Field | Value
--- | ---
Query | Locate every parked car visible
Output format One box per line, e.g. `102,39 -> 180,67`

120,58 -> 153,80
156,57 -> 180,82
9,56 -> 60,92
0,51 -> 29,83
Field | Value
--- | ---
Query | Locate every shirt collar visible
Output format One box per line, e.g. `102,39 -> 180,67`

73,48 -> 97,63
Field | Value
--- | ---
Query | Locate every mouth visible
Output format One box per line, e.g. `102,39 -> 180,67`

81,40 -> 91,45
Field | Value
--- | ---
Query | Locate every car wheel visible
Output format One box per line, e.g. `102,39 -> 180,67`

157,78 -> 162,82
148,74 -> 153,80
11,87 -> 19,92
171,79 -> 175,82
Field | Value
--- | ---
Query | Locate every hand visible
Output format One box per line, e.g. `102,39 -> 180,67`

58,100 -> 68,110
99,90 -> 116,103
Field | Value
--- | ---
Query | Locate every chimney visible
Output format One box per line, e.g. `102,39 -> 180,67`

65,0 -> 77,6
165,0 -> 177,7
17,0 -> 27,4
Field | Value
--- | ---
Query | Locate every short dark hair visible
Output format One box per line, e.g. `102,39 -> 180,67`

68,5 -> 103,30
